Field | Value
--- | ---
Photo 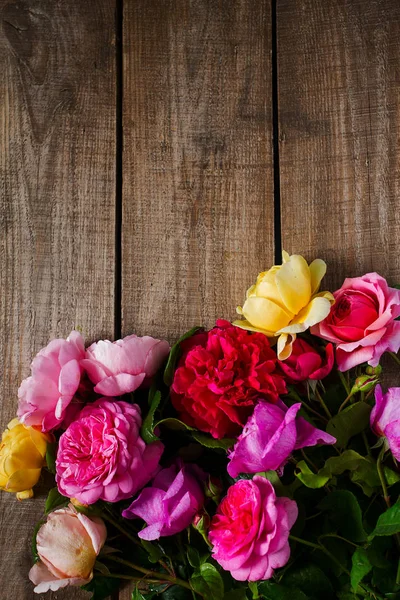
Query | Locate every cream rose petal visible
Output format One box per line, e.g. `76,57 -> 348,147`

233,319 -> 276,337
309,259 -> 327,295
242,296 -> 293,333
275,255 -> 312,315
278,296 -> 333,335
277,333 -> 297,360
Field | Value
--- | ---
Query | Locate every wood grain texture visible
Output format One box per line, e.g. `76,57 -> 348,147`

122,0 -> 274,344
277,0 -> 400,290
0,1 -> 116,598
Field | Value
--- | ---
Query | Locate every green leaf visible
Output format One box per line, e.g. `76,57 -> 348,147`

141,390 -> 162,444
31,519 -> 46,562
132,588 -> 146,600
282,563 -> 334,599
318,490 -> 367,542
140,539 -> 164,564
44,487 -> 68,514
155,417 -> 196,431
161,585 -> 192,599
82,575 -> 121,599
257,581 -> 309,599
326,402 -> 371,447
187,546 -> 201,568
45,441 -> 58,474
350,548 -> 372,592
164,326 -> 203,385
192,432 -> 235,450
190,563 -> 224,600
369,497 -> 400,538
223,590 -> 248,600
295,450 -> 378,492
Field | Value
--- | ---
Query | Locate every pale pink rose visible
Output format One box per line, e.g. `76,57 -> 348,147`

29,504 -> 107,593
209,477 -> 298,581
81,334 -> 170,396
371,385 -> 400,461
312,273 -> 400,371
18,331 -> 85,432
56,398 -> 164,504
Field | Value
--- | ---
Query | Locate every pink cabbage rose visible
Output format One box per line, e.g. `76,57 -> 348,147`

56,399 -> 164,504
279,338 -> 334,383
312,273 -> 400,371
81,334 -> 170,396
122,463 -> 205,539
227,401 -> 336,478
29,504 -> 106,593
370,385 -> 400,460
209,477 -> 298,581
18,331 -> 85,432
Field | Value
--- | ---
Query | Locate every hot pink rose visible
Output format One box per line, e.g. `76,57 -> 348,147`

122,463 -> 205,539
29,504 -> 107,593
312,273 -> 400,371
370,385 -> 400,461
279,338 -> 334,383
56,399 -> 164,504
209,477 -> 298,581
18,331 -> 85,432
227,401 -> 336,478
81,334 -> 170,396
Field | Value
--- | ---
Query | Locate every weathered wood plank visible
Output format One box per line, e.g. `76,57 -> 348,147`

122,0 -> 274,342
0,1 -> 116,598
277,0 -> 400,290
121,0 -> 274,597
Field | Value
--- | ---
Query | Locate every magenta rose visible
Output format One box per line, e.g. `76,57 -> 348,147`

171,320 -> 287,439
81,334 -> 170,396
279,338 -> 334,383
18,331 -> 85,432
56,399 -> 164,504
370,385 -> 400,461
209,477 -> 298,581
227,401 -> 335,478
312,273 -> 400,371
122,463 -> 205,539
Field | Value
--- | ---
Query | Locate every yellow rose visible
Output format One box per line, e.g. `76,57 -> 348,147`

234,251 -> 334,360
0,418 -> 50,500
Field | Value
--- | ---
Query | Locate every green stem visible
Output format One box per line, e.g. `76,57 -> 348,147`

102,514 -> 141,547
288,390 -> 328,423
106,555 -> 195,594
338,370 -> 351,395
314,388 -> 332,419
377,447 -> 391,509
318,533 -> 359,548
389,351 -> 400,367
300,448 -> 319,472
396,557 -> 400,587
338,391 -> 356,413
362,431 -> 372,457
289,535 -> 321,551
96,573 -> 162,583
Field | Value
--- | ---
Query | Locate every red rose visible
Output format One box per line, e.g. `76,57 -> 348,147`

279,338 -> 334,383
171,320 -> 286,439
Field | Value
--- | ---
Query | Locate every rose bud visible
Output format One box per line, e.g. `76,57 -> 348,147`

278,338 -> 334,383
0,418 -> 50,500
29,504 -> 107,593
370,385 -> 400,460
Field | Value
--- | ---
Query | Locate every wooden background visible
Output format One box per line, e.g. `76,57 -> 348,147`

1,0 -> 399,598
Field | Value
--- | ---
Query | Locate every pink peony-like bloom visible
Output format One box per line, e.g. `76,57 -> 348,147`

227,401 -> 336,478
209,477 -> 298,581
171,320 -> 287,439
18,331 -> 85,432
312,273 -> 400,371
279,338 -> 334,383
81,334 -> 170,396
122,463 -> 205,539
370,385 -> 400,461
56,399 -> 164,504
29,504 -> 107,593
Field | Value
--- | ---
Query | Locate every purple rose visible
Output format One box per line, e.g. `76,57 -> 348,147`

122,463 -> 205,540
371,385 -> 400,460
227,401 -> 336,478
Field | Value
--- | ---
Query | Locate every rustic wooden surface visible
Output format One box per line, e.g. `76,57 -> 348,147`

1,0 -> 400,599
0,0 -> 116,598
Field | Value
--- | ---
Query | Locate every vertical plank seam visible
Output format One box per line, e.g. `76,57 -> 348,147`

271,0 -> 282,262
114,0 -> 123,341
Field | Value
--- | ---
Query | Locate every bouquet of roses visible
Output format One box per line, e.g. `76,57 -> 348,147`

1,252 -> 399,600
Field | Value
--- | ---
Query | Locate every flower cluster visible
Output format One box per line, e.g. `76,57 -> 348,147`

1,252 -> 400,600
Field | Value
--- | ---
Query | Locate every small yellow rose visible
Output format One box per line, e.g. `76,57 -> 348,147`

234,251 -> 334,359
0,418 -> 50,500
